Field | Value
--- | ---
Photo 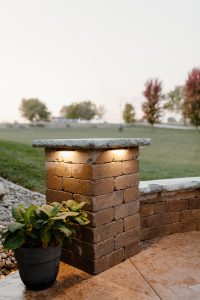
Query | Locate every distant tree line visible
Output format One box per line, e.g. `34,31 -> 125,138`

19,67 -> 200,129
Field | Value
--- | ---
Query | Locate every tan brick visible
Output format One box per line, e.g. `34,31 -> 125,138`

71,164 -> 93,179
80,220 -> 123,243
140,203 -> 154,217
124,187 -> 140,203
166,199 -> 188,212
45,150 -> 62,162
71,238 -> 115,260
87,208 -> 114,227
115,201 -> 139,220
124,214 -> 140,231
141,224 -> 171,241
154,202 -> 167,214
180,209 -> 200,221
74,248 -> 124,274
196,220 -> 200,230
162,190 -> 196,201
63,178 -> 93,195
46,175 -> 62,190
94,150 -> 114,163
171,221 -> 196,234
188,198 -> 200,209
122,160 -> 139,175
141,212 -> 179,228
93,162 -> 122,179
114,174 -> 139,190
45,162 -> 72,177
61,150 -> 97,164
140,192 -> 161,204
115,227 -> 140,249
93,191 -> 123,212
94,178 -> 114,195
74,191 -> 123,212
46,189 -> 73,203
195,189 -> 200,198
112,148 -> 139,161
124,241 -> 141,259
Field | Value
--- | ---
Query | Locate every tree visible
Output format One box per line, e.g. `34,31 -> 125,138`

183,68 -> 200,129
142,79 -> 162,126
60,101 -> 105,121
19,98 -> 51,122
123,103 -> 135,124
164,86 -> 184,114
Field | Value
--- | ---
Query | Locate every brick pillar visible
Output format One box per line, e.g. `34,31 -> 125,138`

33,138 -> 150,274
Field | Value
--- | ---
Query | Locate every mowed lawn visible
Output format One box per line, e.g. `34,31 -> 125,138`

0,125 -> 199,194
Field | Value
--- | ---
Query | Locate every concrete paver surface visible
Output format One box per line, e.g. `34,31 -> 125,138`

0,231 -> 200,300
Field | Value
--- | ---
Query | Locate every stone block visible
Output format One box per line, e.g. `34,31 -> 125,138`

141,212 -> 179,228
94,178 -> 114,195
166,199 -> 188,212
115,227 -> 140,249
45,162 -> 72,177
180,209 -> 200,221
46,175 -> 62,191
74,248 -> 124,274
63,178 -> 93,195
71,164 -> 93,179
124,187 -> 140,203
114,201 -> 139,220
80,220 -> 123,243
46,189 -> 73,203
114,174 -> 139,190
87,207 -> 114,227
188,198 -> 200,209
171,221 -> 196,234
124,240 -> 141,259
140,203 -> 154,217
122,160 -> 139,175
141,224 -> 171,240
93,162 -> 123,179
162,190 -> 196,201
124,213 -> 140,231
140,192 -> 161,204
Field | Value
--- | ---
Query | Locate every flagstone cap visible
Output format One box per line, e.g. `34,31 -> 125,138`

32,138 -> 151,150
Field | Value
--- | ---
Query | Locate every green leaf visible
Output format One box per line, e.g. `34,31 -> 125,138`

24,205 -> 37,224
51,211 -> 79,220
59,225 -> 72,237
12,204 -> 25,222
39,205 -> 53,217
41,227 -> 51,248
4,231 -> 25,250
8,222 -> 24,233
50,204 -> 61,217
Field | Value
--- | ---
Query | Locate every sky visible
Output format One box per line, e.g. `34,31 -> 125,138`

0,0 -> 199,123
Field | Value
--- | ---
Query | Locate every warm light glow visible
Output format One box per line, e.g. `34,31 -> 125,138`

111,149 -> 126,157
59,151 -> 74,161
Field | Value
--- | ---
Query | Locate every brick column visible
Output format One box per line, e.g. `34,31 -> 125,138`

33,138 -> 150,274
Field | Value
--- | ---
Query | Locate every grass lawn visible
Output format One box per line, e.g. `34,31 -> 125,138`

0,125 -> 199,194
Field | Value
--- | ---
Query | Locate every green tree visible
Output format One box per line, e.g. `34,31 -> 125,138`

60,101 -> 104,121
164,86 -> 184,113
123,103 -> 135,124
183,68 -> 200,129
142,79 -> 162,126
19,98 -> 51,122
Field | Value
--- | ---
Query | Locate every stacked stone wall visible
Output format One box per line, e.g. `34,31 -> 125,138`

140,189 -> 200,241
45,148 -> 140,274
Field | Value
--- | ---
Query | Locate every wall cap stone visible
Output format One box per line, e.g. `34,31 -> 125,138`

32,138 -> 151,149
140,177 -> 200,194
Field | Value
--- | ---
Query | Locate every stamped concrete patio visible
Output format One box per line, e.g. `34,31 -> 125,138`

1,231 -> 200,300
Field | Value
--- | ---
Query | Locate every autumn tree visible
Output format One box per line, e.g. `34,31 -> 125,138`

60,101 -> 104,121
142,79 -> 162,126
183,68 -> 200,129
123,103 -> 135,124
19,98 -> 51,122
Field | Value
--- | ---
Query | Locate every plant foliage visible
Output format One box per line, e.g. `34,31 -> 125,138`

0,201 -> 89,250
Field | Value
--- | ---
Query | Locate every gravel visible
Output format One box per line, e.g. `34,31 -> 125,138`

0,177 -> 45,279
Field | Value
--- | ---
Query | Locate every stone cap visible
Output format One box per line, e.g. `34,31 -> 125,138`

140,177 -> 200,194
32,138 -> 151,150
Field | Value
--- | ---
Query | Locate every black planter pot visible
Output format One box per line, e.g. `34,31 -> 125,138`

14,244 -> 62,291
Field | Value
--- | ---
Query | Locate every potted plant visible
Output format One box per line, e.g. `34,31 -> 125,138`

0,200 -> 89,290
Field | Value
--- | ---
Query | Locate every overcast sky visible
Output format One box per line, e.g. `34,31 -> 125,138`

0,0 -> 199,122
